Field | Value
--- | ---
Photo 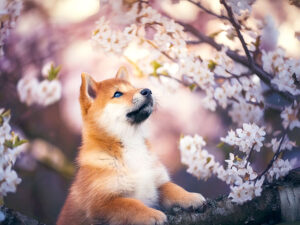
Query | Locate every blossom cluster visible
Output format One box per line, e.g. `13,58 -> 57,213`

221,123 -> 266,153
179,135 -> 219,180
266,158 -> 295,183
0,0 -> 22,57
280,102 -> 300,130
180,123 -> 296,204
262,49 -> 300,96
92,1 -> 187,58
91,17 -> 137,54
17,62 -> 62,107
0,109 -> 26,197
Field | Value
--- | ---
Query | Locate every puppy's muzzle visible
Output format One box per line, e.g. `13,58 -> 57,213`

126,89 -> 153,124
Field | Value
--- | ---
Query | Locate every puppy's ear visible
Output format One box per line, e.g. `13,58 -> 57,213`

80,72 -> 97,116
115,66 -> 129,80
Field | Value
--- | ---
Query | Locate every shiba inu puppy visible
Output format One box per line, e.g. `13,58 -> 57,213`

57,67 -> 205,225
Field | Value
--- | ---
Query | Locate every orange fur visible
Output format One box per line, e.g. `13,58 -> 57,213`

57,68 -> 205,225
159,182 -> 205,209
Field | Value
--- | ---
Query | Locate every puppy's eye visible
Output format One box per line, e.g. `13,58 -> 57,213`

113,91 -> 123,98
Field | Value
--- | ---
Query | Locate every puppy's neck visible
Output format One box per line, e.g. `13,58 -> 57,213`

80,122 -> 148,159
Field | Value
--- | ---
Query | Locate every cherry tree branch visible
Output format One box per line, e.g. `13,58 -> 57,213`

220,0 -> 253,65
167,168 -> 300,225
186,0 -> 229,20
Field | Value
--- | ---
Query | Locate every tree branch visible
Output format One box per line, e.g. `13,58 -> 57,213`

220,0 -> 253,65
167,168 -> 300,225
186,0 -> 229,20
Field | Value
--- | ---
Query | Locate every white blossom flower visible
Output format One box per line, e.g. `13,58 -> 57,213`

221,123 -> 266,153
202,94 -> 217,111
17,76 -> 39,106
17,75 -> 62,107
227,0 -> 256,16
262,49 -> 300,96
282,137 -> 295,151
229,101 -> 263,126
266,158 -> 295,182
229,176 -> 264,204
179,134 -> 219,180
36,80 -> 62,106
91,17 -> 134,54
280,104 -> 300,130
229,182 -> 253,204
268,138 -> 280,153
214,87 -> 228,109
0,0 -> 22,57
156,62 -> 180,79
0,110 -> 26,197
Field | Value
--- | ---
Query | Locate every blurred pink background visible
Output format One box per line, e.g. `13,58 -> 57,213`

1,0 -> 299,224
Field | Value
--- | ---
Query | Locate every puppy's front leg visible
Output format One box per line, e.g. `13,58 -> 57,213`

159,182 -> 205,210
93,197 -> 167,225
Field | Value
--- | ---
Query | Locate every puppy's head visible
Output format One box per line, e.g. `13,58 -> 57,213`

80,67 -> 153,137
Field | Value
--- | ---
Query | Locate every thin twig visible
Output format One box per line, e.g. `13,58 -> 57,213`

246,144 -> 255,164
186,40 -> 204,45
186,0 -> 229,20
214,70 -> 252,80
146,40 -> 177,63
220,0 -> 253,65
156,73 -> 186,85
255,129 -> 288,181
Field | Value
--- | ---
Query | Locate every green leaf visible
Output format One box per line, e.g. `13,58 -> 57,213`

0,116 -> 3,126
217,142 -> 224,148
208,30 -> 223,39
188,83 -> 197,91
4,140 -> 13,149
2,109 -> 11,117
208,60 -> 217,71
151,60 -> 162,77
47,64 -> 61,81
13,135 -> 28,147
14,139 -> 28,147
206,157 -> 212,164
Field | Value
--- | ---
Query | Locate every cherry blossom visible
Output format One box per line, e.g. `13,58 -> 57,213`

0,109 -> 26,197
17,62 -> 62,107
0,0 -> 22,57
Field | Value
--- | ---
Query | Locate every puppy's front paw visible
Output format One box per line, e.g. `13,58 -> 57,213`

180,192 -> 206,209
132,208 -> 167,225
147,209 -> 167,225
163,192 -> 206,210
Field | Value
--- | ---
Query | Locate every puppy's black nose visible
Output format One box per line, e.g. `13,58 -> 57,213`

140,88 -> 152,97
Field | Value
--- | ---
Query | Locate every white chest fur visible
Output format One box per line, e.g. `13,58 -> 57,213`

122,137 -> 168,207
